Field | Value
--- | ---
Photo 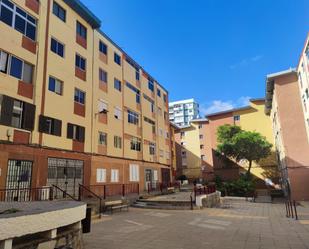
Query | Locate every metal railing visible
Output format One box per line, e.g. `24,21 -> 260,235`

81,183 -> 140,200
52,184 -> 79,201
79,184 -> 102,218
285,199 -> 298,220
194,185 -> 217,197
0,186 -> 53,202
147,182 -> 181,194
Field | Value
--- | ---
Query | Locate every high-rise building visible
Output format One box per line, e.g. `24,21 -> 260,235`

0,0 -> 172,196
169,99 -> 199,127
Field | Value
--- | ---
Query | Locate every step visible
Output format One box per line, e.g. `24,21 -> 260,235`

132,202 -> 194,210
255,195 -> 272,203
137,199 -> 191,207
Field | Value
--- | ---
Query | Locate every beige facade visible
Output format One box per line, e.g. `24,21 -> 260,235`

0,0 -> 171,194
265,68 -> 309,201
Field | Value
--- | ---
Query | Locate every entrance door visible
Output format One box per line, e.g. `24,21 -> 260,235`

5,160 -> 33,201
145,169 -> 152,190
161,168 -> 171,185
47,158 -> 83,198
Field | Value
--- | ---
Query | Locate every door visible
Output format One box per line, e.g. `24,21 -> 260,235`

47,158 -> 83,198
161,168 -> 171,185
5,160 -> 33,201
145,169 -> 152,190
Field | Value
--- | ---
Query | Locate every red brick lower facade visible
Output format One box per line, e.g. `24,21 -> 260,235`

0,143 -> 171,194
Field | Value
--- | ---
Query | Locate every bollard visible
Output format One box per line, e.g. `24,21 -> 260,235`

290,201 -> 294,218
293,200 -> 298,220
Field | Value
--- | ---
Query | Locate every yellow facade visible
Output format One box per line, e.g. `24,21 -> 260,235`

0,0 -> 172,191
233,100 -> 277,179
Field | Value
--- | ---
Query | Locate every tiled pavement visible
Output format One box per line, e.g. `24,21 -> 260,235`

84,200 -> 309,249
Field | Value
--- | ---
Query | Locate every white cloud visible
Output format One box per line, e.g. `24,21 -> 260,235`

200,96 -> 252,117
230,55 -> 263,70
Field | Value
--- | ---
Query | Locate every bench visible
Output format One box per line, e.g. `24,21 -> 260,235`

167,187 -> 175,194
104,200 -> 129,214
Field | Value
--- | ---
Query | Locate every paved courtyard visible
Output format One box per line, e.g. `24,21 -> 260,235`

84,200 -> 309,249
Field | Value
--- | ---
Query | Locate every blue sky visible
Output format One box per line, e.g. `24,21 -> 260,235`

85,0 -> 309,116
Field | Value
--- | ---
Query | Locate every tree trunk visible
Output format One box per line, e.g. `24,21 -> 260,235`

247,160 -> 252,178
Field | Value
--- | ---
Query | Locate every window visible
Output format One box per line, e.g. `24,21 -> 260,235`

67,123 -> 85,142
306,88 -> 309,99
199,124 -> 203,129
0,0 -> 37,40
0,95 -> 35,130
75,54 -> 86,71
159,128 -> 163,137
99,68 -> 107,83
114,78 -> 121,91
114,136 -> 122,148
181,151 -> 186,158
51,38 -> 64,57
157,107 -> 162,116
164,111 -> 168,121
200,145 -> 204,149
11,99 -> 23,128
163,94 -> 167,103
96,168 -> 106,183
74,89 -> 85,105
157,89 -> 161,97
128,110 -> 139,125
76,21 -> 87,39
0,50 -> 8,73
114,52 -> 121,65
135,71 -> 140,81
98,132 -> 107,145
111,169 -> 119,182
99,41 -> 107,54
149,142 -> 156,155
199,135 -> 203,139
48,76 -> 63,95
39,115 -> 62,136
234,115 -> 240,121
159,149 -> 164,158
180,131 -> 185,137
98,100 -> 108,113
201,155 -> 206,160
153,170 -> 158,181
0,51 -> 33,83
130,137 -> 141,151
53,1 -> 66,22
164,131 -> 169,139
129,164 -> 139,181
181,142 -> 186,146
148,80 -> 154,92
126,82 -> 140,103
9,56 -> 22,79
114,107 -> 122,119
143,94 -> 155,113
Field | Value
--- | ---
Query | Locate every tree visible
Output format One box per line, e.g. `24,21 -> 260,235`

217,125 -> 272,177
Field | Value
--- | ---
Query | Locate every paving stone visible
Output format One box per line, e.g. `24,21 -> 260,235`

84,199 -> 309,249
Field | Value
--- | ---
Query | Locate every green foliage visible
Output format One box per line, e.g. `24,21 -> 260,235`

214,175 -> 255,197
216,124 -> 272,175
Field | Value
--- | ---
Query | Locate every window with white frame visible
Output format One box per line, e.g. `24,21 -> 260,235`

153,170 -> 158,181
129,164 -> 139,181
130,137 -> 141,151
98,132 -> 107,145
114,107 -> 122,119
128,110 -> 139,125
0,0 -> 37,41
114,136 -> 122,148
111,169 -> 119,182
149,142 -> 156,155
98,100 -> 108,113
96,168 -> 106,183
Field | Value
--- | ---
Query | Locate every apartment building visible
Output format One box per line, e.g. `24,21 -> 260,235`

174,99 -> 277,185
173,118 -> 209,180
169,98 -> 199,127
265,68 -> 309,201
0,0 -> 172,196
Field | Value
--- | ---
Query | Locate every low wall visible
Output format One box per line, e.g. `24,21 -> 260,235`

0,201 -> 86,249
195,191 -> 221,208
